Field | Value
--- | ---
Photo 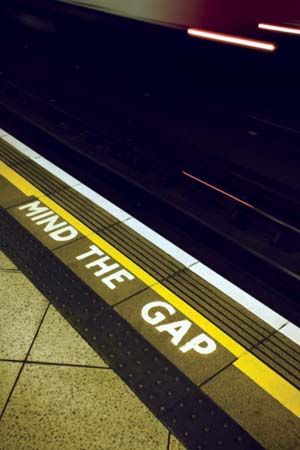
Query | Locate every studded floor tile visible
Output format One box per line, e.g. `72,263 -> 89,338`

202,365 -> 300,450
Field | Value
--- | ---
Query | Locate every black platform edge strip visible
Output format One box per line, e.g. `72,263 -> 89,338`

0,208 -> 262,450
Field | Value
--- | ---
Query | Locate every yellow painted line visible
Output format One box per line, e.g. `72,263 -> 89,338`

39,197 -> 96,238
1,160 -> 299,416
0,162 -> 41,197
234,354 -> 300,417
90,233 -> 157,287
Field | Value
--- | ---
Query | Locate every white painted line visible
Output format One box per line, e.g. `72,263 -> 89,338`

73,184 -> 131,222
1,134 -> 41,159
0,129 -> 8,138
125,217 -> 198,267
3,127 -> 299,346
35,157 -> 81,188
279,322 -> 300,345
189,261 -> 287,330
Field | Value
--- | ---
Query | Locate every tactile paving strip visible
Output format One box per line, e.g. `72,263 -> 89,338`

164,391 -> 252,450
252,333 -> 300,389
50,188 -> 119,232
0,137 -> 125,232
9,159 -> 70,196
0,138 -> 29,167
100,222 -> 184,280
0,207 -> 262,450
162,270 -> 273,350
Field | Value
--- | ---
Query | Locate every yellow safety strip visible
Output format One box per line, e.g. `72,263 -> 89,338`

1,159 -> 299,417
234,354 -> 300,416
0,162 -> 41,197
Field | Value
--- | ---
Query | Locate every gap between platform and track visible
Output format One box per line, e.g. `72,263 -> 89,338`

0,128 -> 299,418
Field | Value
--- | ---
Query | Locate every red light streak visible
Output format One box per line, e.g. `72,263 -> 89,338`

182,171 -> 254,208
182,170 -> 299,232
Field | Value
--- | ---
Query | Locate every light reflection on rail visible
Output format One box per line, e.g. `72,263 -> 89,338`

182,170 -> 300,233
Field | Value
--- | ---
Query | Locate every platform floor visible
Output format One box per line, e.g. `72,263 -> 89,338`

0,251 -> 183,450
0,127 -> 299,449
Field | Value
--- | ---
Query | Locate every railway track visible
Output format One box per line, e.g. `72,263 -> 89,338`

0,77 -> 299,319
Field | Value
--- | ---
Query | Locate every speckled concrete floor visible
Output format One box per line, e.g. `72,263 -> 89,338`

0,252 -> 185,450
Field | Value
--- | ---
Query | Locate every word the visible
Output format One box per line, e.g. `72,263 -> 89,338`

76,244 -> 135,290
